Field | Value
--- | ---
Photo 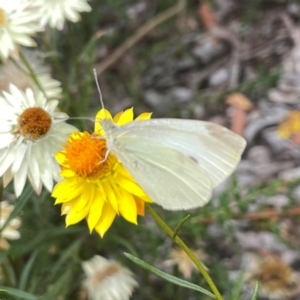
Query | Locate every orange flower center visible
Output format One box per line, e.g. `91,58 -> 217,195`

0,8 -> 5,26
63,132 -> 118,179
18,107 -> 52,140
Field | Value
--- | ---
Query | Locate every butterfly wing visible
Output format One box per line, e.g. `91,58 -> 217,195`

112,136 -> 213,210
116,119 -> 246,188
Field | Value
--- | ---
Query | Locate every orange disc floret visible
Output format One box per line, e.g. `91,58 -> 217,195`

18,107 -> 52,140
63,132 -> 118,179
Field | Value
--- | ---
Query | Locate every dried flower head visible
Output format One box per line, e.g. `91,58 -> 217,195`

82,255 -> 138,300
279,219 -> 300,249
277,111 -> 300,140
0,201 -> 21,250
244,254 -> 300,299
163,248 -> 208,279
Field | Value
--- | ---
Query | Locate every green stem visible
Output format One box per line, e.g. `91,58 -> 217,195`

19,51 -> 47,98
146,204 -> 223,300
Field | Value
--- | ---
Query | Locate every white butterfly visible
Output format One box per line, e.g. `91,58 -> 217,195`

100,117 -> 246,210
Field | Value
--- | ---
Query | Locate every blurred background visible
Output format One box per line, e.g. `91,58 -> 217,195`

2,0 -> 300,299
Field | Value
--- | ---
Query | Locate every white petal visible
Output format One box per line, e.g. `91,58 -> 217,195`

28,147 -> 42,191
2,90 -> 19,106
0,148 -> 8,160
0,144 -> 19,176
0,133 -> 15,148
11,143 -> 27,174
0,124 -> 13,133
39,166 -> 53,192
3,167 -> 13,188
25,88 -> 36,107
34,93 -> 46,107
45,100 -> 58,113
2,228 -> 21,240
9,84 -> 26,105
0,95 -> 11,106
14,158 -> 28,197
28,171 -> 42,195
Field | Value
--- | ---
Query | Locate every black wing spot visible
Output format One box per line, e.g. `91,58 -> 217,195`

189,156 -> 198,163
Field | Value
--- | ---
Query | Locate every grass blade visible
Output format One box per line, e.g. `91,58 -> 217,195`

250,282 -> 259,300
0,287 -> 37,300
124,252 -> 216,299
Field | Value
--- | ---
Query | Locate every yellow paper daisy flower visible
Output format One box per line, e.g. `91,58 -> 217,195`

52,108 -> 152,237
277,110 -> 300,139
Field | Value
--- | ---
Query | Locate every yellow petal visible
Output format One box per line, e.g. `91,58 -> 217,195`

113,111 -> 123,123
117,164 -> 136,180
87,189 -> 105,232
135,112 -> 152,120
95,202 -> 116,237
118,189 -> 137,224
108,174 -> 122,199
61,199 -> 77,215
73,183 -> 94,211
52,180 -> 65,197
52,178 -> 83,203
55,151 -> 66,164
70,132 -> 84,139
66,201 -> 90,226
59,169 -> 75,177
117,107 -> 134,125
95,109 -> 112,134
101,179 -> 119,213
115,172 -> 147,197
52,179 -> 72,198
138,194 -> 152,203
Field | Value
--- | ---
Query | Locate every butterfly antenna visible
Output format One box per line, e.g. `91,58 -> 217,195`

93,68 -> 105,110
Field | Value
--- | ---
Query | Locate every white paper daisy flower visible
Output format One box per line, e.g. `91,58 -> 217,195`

0,50 -> 62,100
0,201 -> 21,250
0,84 -> 77,197
37,0 -> 91,30
82,255 -> 138,300
0,0 -> 41,60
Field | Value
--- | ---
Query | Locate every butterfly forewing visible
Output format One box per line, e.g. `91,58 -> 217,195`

102,118 -> 246,210
116,119 -> 246,188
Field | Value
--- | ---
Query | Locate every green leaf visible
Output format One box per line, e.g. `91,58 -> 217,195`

0,251 -> 9,265
19,252 -> 38,291
0,287 -> 37,300
16,226 -> 83,256
78,32 -> 103,62
124,252 -> 216,299
110,236 -> 138,257
230,272 -> 244,300
42,269 -> 73,300
172,214 -> 190,239
3,259 -> 17,287
250,282 -> 259,300
48,239 -> 81,282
